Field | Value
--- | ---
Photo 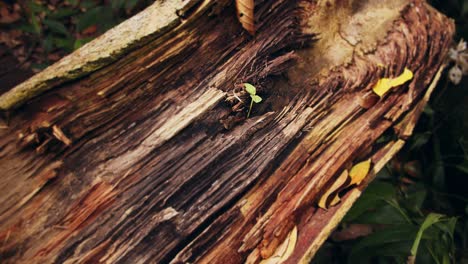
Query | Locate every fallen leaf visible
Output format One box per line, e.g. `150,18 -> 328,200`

329,193 -> 341,207
349,159 -> 371,186
372,67 -> 413,97
47,53 -> 61,61
318,170 -> 349,209
81,24 -> 97,35
235,0 -> 255,35
259,226 -> 297,264
0,6 -> 20,24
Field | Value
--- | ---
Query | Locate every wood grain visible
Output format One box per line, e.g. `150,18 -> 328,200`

0,0 -> 454,263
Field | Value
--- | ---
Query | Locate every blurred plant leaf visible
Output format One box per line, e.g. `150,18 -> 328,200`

43,36 -> 53,52
67,0 -> 79,6
402,184 -> 427,212
73,37 -> 93,50
49,8 -> 79,19
432,133 -> 446,190
111,0 -> 127,10
76,6 -> 104,32
349,227 -> 417,263
29,14 -> 42,35
410,213 -> 444,257
423,104 -> 435,116
31,63 -> 49,71
126,0 -> 140,10
463,0 -> 468,16
80,0 -> 98,10
43,19 -> 69,36
27,1 -> 47,14
455,160 -> 468,174
51,37 -> 75,52
344,181 -> 396,222
17,23 -> 38,34
409,131 -> 432,151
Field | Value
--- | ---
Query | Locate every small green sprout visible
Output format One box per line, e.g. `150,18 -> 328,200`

244,83 -> 262,118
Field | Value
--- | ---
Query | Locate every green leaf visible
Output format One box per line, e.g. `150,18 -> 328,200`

51,37 -> 75,52
436,217 -> 458,239
403,184 -> 427,212
432,133 -> 446,190
423,104 -> 435,116
42,36 -> 53,53
76,7 -> 104,31
73,37 -> 93,50
350,242 -> 413,263
455,160 -> 468,174
349,226 -> 418,263
251,95 -> 262,103
17,23 -> 38,34
111,0 -> 127,10
27,1 -> 47,14
30,15 -> 42,35
126,0 -> 140,10
244,83 -> 256,95
31,63 -> 49,70
68,0 -> 79,6
354,203 -> 409,225
80,0 -> 98,10
43,19 -> 69,36
463,0 -> 468,16
344,181 -> 396,222
74,39 -> 84,50
49,8 -> 79,19
409,131 -> 432,150
410,213 -> 445,256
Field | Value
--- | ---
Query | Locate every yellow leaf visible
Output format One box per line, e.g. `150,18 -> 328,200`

349,159 -> 372,186
329,194 -> 341,207
318,170 -> 349,209
389,68 -> 413,87
281,226 -> 297,262
372,67 -> 413,97
372,78 -> 391,97
259,226 -> 298,264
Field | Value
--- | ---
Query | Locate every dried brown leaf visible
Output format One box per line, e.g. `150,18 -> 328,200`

259,226 -> 297,264
318,170 -> 349,209
235,0 -> 255,35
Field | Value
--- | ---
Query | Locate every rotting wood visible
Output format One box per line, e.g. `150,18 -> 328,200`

0,0 -> 454,263
0,0 -> 206,111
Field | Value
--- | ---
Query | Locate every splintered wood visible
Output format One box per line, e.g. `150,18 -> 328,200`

0,0 -> 454,263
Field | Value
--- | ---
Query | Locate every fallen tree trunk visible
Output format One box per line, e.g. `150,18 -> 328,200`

0,0 -> 454,263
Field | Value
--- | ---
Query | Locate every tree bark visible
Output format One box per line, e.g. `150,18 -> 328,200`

0,0 -> 454,263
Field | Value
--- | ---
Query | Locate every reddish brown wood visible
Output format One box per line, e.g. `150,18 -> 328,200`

0,0 -> 454,263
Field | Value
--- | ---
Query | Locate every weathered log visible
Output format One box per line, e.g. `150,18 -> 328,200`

0,0 -> 454,263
